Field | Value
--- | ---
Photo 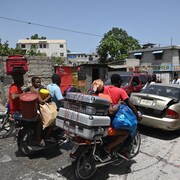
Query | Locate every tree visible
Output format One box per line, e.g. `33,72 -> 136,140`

30,34 -> 46,40
97,27 -> 141,63
0,41 -> 26,56
26,44 -> 46,56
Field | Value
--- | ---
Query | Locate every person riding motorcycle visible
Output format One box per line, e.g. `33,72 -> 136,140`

92,76 -> 141,158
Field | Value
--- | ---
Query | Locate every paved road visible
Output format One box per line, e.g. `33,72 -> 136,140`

0,125 -> 180,180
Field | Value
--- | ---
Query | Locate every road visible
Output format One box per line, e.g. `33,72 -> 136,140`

0,125 -> 180,180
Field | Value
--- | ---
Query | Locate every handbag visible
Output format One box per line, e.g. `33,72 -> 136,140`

40,102 -> 58,129
112,104 -> 137,137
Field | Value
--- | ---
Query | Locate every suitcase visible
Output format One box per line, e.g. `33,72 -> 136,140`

56,107 -> 111,140
64,92 -> 110,116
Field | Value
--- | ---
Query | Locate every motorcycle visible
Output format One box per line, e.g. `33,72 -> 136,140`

0,104 -> 15,139
12,113 -> 68,156
69,130 -> 141,180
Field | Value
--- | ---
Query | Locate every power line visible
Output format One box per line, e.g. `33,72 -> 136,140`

0,16 -> 171,46
0,16 -> 103,37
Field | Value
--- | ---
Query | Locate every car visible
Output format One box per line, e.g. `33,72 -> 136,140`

105,72 -> 150,95
130,83 -> 180,131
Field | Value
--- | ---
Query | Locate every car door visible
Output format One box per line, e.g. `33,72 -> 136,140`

131,76 -> 142,92
139,75 -> 148,89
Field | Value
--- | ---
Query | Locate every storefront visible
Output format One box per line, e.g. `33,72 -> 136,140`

140,64 -> 173,83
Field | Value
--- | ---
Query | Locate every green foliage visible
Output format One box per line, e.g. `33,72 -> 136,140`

52,56 -> 65,65
0,41 -> 26,56
30,34 -> 46,40
26,45 -> 46,56
97,27 -> 141,63
0,40 -> 46,56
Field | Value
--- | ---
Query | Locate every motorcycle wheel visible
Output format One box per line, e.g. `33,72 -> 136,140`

74,146 -> 97,180
17,128 -> 39,156
0,114 -> 15,139
130,130 -> 141,158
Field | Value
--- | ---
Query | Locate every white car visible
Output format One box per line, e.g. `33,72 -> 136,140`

130,84 -> 180,131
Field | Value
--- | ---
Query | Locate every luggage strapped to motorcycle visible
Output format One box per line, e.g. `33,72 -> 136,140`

64,92 -> 85,138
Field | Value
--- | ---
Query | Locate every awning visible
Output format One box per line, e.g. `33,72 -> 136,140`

134,52 -> 142,56
152,50 -> 163,54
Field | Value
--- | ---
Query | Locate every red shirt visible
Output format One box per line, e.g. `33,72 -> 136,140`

104,85 -> 129,106
9,84 -> 23,114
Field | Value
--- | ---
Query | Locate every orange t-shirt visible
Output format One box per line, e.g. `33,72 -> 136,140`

104,86 -> 129,106
9,84 -> 23,114
97,93 -> 118,136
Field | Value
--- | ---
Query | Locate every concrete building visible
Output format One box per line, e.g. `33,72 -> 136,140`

67,52 -> 99,65
17,39 -> 67,57
129,44 -> 180,83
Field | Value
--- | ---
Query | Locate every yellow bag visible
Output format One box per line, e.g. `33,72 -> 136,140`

40,102 -> 58,129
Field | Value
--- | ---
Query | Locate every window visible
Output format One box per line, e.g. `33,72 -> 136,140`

140,75 -> 147,84
152,50 -> 163,60
60,44 -> 64,48
60,53 -> 64,56
39,44 -> 46,48
21,44 -> 26,48
132,77 -> 140,86
134,52 -> 142,59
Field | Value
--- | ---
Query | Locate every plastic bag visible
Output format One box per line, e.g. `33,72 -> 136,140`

112,104 -> 137,136
40,102 -> 58,129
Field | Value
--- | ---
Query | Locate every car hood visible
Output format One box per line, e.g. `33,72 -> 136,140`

130,93 -> 175,111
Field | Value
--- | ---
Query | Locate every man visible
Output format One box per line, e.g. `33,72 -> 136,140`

47,74 -> 64,109
172,75 -> 180,85
103,74 -> 142,156
8,73 -> 24,115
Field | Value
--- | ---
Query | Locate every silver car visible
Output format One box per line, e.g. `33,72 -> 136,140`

130,84 -> 180,131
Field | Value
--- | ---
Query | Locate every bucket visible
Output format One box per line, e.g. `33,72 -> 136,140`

20,92 -> 38,120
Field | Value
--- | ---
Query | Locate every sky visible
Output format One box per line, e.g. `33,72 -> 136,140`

1,0 -> 180,53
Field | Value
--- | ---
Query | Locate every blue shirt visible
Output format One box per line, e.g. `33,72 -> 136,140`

47,83 -> 64,109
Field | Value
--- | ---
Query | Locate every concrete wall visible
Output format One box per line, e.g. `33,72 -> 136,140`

0,56 -> 54,105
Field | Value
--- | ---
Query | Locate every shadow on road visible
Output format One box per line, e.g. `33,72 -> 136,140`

138,124 -> 180,140
57,159 -> 136,180
15,141 -> 73,160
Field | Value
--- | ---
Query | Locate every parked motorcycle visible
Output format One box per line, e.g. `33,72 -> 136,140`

69,130 -> 141,180
12,113 -> 68,156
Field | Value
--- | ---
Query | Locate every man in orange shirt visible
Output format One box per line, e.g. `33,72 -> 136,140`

8,73 -> 24,115
92,77 -> 141,159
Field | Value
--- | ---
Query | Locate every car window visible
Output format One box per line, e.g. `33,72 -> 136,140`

142,85 -> 180,101
140,75 -> 147,84
104,75 -> 131,86
132,76 -> 140,86
104,78 -> 111,85
121,76 -> 131,86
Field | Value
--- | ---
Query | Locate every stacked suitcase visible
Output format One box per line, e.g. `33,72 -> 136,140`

56,92 -> 111,140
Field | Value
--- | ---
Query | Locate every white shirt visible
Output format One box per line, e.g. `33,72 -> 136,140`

172,79 -> 180,85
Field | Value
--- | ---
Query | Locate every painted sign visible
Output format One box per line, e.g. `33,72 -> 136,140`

140,64 -> 173,71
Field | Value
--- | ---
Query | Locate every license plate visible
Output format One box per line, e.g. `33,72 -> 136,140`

140,99 -> 153,106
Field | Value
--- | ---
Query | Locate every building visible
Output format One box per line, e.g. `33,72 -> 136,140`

67,52 -> 99,65
17,39 -> 67,57
129,44 -> 180,83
